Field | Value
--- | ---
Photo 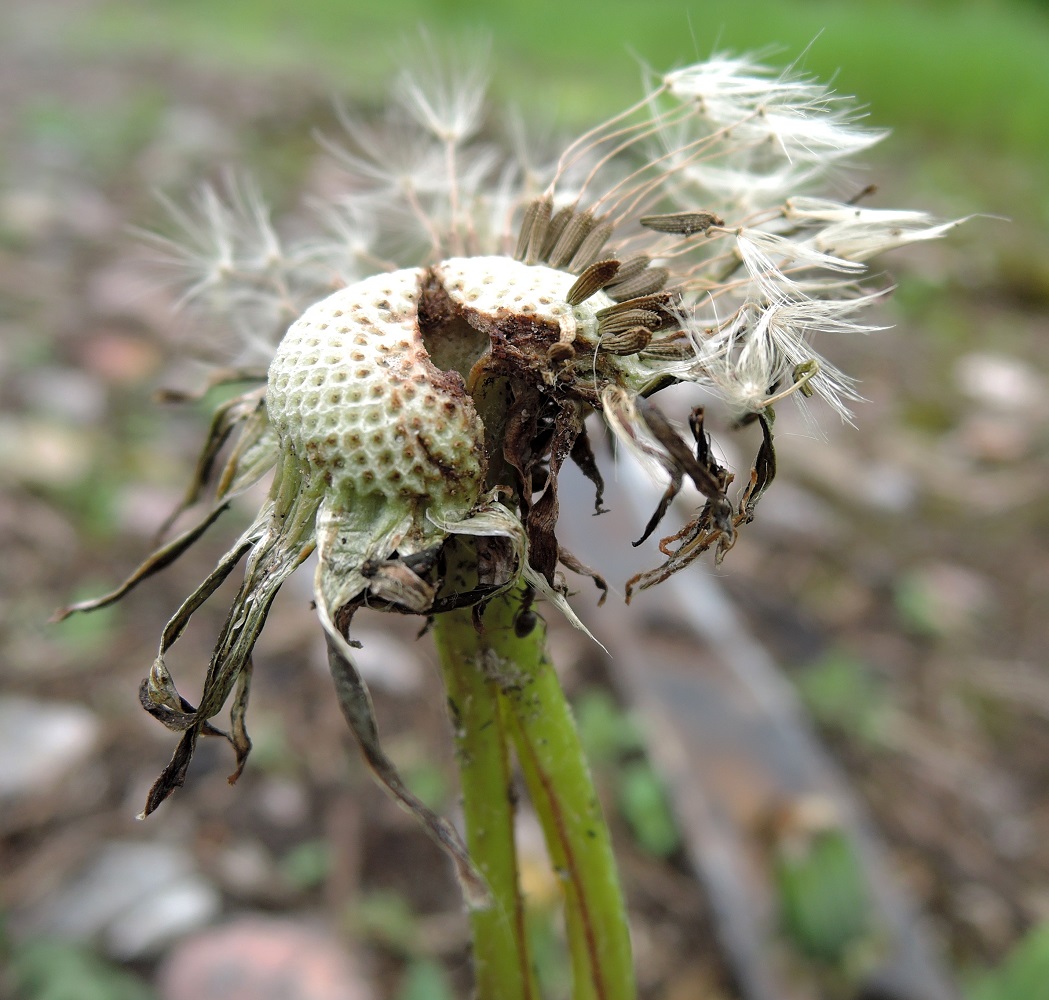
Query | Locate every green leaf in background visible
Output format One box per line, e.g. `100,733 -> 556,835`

776,827 -> 874,968
617,760 -> 681,859
894,570 -> 946,637
396,957 -> 455,1000
50,588 -> 120,657
401,759 -> 450,813
239,711 -> 297,774
279,838 -> 330,891
967,921 -> 1049,1000
794,651 -> 888,743
574,688 -> 644,765
8,938 -> 154,1000
346,890 -> 420,954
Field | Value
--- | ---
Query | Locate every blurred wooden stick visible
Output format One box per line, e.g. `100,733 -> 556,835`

560,461 -> 960,1000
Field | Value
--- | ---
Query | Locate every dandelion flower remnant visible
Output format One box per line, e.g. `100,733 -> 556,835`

58,52 -> 961,888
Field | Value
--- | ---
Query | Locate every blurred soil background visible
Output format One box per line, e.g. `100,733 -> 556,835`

2,1 -> 1048,998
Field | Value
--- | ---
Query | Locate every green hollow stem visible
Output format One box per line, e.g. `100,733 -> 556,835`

433,578 -> 635,1000
434,601 -> 539,1000
496,603 -> 636,1000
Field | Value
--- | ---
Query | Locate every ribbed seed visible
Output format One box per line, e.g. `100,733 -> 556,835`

514,197 -> 552,261
595,293 -> 672,320
639,211 -> 723,236
547,210 -> 595,268
524,197 -> 553,264
568,220 -> 615,271
606,267 -> 670,301
539,206 -> 575,262
598,308 -> 662,335
566,259 -> 621,306
599,326 -> 652,355
641,337 -> 695,358
605,254 -> 651,286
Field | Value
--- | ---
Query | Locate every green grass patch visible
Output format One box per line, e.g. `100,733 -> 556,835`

66,0 -> 1049,156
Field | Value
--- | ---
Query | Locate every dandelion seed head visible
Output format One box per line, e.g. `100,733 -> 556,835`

76,49 -> 964,848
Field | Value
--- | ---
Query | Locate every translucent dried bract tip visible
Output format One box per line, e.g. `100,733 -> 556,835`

57,48 -> 964,904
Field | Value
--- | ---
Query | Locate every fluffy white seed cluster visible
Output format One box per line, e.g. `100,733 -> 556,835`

155,49 -> 963,425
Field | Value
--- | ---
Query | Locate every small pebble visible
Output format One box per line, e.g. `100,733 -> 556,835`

19,841 -> 220,959
955,351 -> 1047,415
157,917 -> 374,1000
0,696 -> 100,800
